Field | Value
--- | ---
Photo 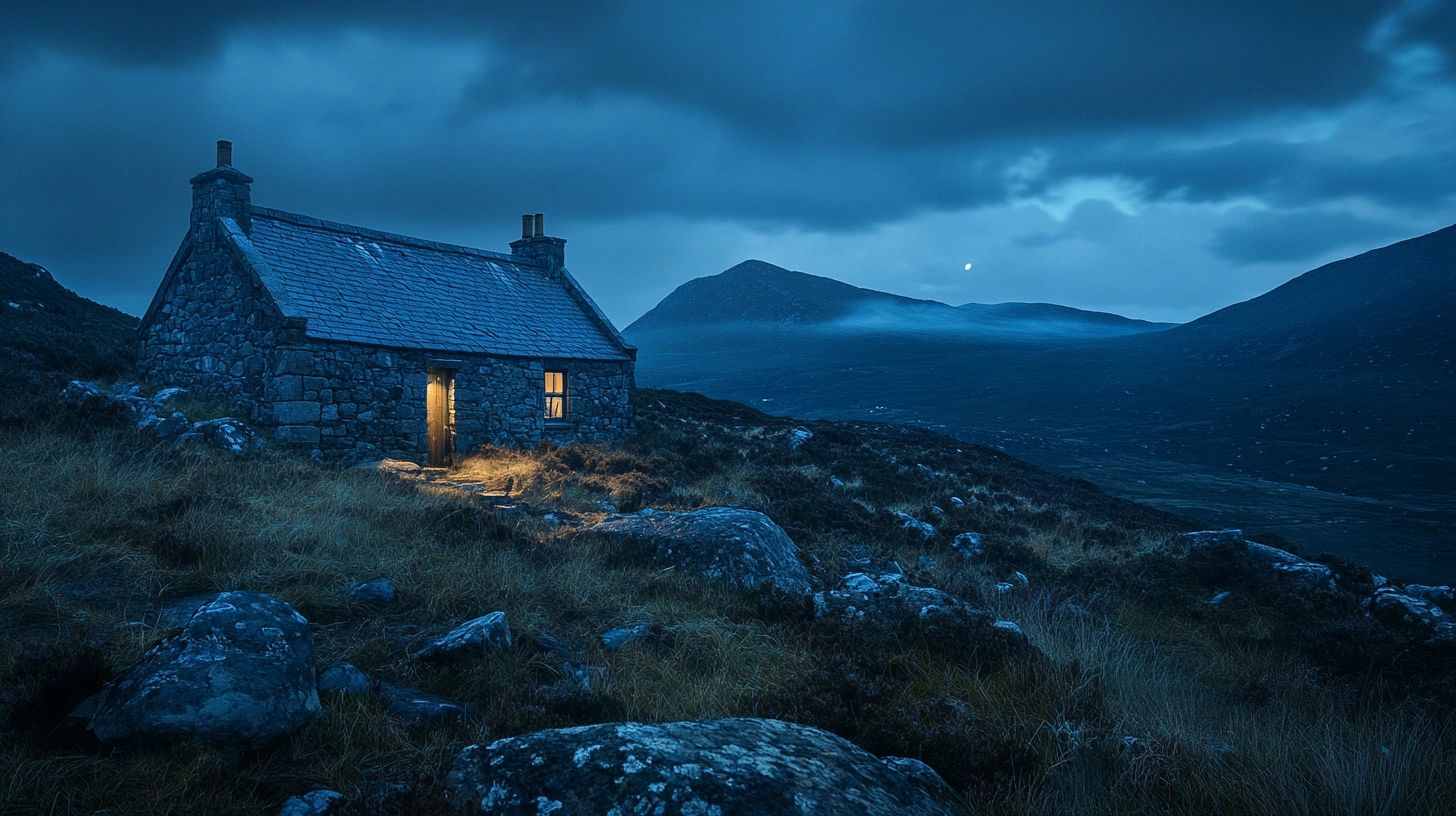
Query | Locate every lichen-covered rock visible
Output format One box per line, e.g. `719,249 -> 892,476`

814,572 -> 1026,656
1184,530 -> 1337,594
348,578 -> 396,610
89,591 -> 319,749
881,756 -> 959,808
185,416 -> 264,454
950,532 -> 984,558
1369,587 -> 1456,645
378,681 -> 477,724
445,718 -> 958,815
411,612 -> 512,661
895,511 -> 937,538
592,507 -> 812,596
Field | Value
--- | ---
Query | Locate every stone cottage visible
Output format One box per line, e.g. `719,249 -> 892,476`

138,141 -> 636,464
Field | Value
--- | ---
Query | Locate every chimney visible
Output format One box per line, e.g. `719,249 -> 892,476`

510,211 -> 566,278
189,139 -> 253,241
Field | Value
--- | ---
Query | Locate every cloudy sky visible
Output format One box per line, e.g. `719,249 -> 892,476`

3,1 -> 1455,326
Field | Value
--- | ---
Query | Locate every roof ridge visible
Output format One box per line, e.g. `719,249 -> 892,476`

251,206 -> 533,266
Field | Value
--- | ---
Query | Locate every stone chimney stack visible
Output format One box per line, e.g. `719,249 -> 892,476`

189,139 -> 254,242
510,212 -> 566,278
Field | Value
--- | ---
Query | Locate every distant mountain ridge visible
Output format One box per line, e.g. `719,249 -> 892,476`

625,225 -> 1456,582
627,259 -> 1174,339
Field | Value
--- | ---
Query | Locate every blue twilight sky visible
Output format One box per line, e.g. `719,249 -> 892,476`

2,1 -> 1455,326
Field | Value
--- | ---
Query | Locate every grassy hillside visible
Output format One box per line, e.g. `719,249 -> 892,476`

0,251 -> 138,422
2,390 -> 1454,814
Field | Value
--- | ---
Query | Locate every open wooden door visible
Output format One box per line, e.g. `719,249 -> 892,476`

426,368 -> 454,467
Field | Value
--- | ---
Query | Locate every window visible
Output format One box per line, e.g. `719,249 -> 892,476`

544,370 -> 568,420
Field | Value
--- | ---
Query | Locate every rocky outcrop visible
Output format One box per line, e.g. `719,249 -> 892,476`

1183,529 -> 1337,595
89,591 -> 319,749
592,507 -> 813,597
62,380 -> 265,453
1368,587 -> 1456,645
348,578 -> 396,610
814,572 -> 1028,656
445,718 -> 958,815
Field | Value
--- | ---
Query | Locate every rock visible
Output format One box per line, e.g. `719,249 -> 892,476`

993,620 -> 1024,635
592,507 -> 812,596
845,556 -> 904,578
787,426 -> 814,450
411,612 -> 512,661
138,410 -> 192,440
89,591 -> 319,749
534,635 -> 581,662
601,622 -> 657,652
930,505 -> 945,515
1179,529 -> 1244,546
814,572 -> 1023,655
950,532 -> 985,558
189,417 -> 264,454
359,458 -> 423,475
1012,571 -> 1029,587
916,463 -> 935,478
1185,530 -> 1337,594
349,578 -> 396,610
895,512 -> 936,538
378,681 -> 476,724
595,500 -> 618,513
318,663 -> 375,695
1369,588 -> 1456,645
275,789 -> 345,816
152,386 -> 189,404
880,756 -> 959,807
1403,584 -> 1455,605
993,582 -> 1014,593
1209,591 -> 1233,607
829,476 -> 845,487
949,497 -> 964,508
445,718 -> 958,816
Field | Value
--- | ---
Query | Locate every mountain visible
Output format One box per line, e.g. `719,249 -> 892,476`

627,259 -> 1173,339
0,251 -> 138,421
625,227 -> 1456,582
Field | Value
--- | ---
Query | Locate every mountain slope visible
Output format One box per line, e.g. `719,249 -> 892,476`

625,227 -> 1456,581
0,251 -> 138,420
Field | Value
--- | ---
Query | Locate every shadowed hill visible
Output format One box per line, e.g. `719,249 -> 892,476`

0,251 -> 138,421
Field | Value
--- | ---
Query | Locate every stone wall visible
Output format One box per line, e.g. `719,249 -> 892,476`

137,242 -> 282,423
264,340 -> 635,459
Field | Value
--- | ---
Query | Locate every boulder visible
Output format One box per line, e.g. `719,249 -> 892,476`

814,572 -> 1026,655
881,756 -> 959,808
318,662 -> 375,695
1369,588 -> 1456,645
378,681 -> 476,724
411,612 -> 512,661
445,718 -> 958,815
950,532 -> 985,558
89,591 -> 319,749
1184,530 -> 1337,594
355,458 -> 424,475
895,512 -> 936,538
592,507 -> 812,596
275,789 -> 345,816
787,426 -> 814,450
185,417 -> 264,454
348,578 -> 396,610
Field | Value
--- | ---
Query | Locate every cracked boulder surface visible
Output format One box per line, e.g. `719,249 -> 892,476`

446,717 -> 958,815
591,507 -> 813,597
89,591 -> 319,749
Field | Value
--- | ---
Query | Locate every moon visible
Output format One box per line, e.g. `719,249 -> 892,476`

964,263 -> 973,271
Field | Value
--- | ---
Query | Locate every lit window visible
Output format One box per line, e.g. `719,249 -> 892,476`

544,370 -> 567,420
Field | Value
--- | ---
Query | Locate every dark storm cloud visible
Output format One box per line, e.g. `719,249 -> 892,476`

5,0 -> 1397,145
2,0 -> 1455,323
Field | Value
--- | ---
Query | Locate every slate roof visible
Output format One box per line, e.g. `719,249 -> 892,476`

223,207 -> 631,361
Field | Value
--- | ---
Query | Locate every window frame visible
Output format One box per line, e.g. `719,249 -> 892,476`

543,368 -> 569,423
